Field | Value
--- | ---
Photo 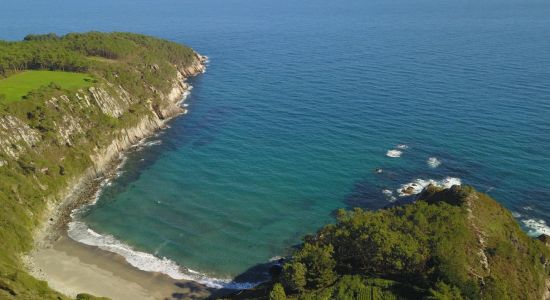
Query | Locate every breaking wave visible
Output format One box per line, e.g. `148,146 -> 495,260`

382,189 -> 397,202
396,144 -> 408,150
397,177 -> 462,197
386,150 -> 402,158
67,220 -> 259,289
522,219 -> 550,237
427,157 -> 441,168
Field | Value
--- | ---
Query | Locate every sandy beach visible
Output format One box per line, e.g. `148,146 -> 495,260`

27,235 -> 217,300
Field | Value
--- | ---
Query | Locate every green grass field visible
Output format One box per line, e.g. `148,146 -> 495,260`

0,70 -> 93,104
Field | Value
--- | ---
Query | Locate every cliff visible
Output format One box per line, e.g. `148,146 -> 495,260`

0,32 -> 205,299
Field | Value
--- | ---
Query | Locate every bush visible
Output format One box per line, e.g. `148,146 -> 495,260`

427,281 -> 463,300
281,261 -> 306,292
269,283 -> 286,300
294,243 -> 336,289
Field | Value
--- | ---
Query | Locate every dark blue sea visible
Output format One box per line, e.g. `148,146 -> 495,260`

2,0 -> 550,287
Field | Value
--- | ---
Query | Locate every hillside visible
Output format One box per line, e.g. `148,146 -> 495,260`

235,186 -> 550,300
0,32 -> 205,299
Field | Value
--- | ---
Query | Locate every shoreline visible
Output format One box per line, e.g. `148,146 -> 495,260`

23,55 -> 230,299
27,236 -> 218,300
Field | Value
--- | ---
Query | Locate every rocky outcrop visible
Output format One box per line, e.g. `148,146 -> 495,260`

0,115 -> 41,159
90,114 -> 163,172
88,85 -> 135,118
178,53 -> 207,77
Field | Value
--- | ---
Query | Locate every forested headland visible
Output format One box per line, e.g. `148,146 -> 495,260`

0,32 -> 204,300
233,186 -> 550,300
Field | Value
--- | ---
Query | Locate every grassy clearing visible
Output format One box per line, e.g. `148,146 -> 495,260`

0,71 -> 94,104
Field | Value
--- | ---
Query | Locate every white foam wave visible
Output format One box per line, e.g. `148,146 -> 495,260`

382,189 -> 397,202
269,256 -> 284,262
397,177 -> 461,197
522,219 -> 550,237
397,144 -> 409,150
130,139 -> 162,151
86,176 -> 111,206
67,221 -> 258,289
143,140 -> 162,147
512,211 -> 522,218
117,153 -> 128,168
427,157 -> 441,168
182,90 -> 191,100
386,150 -> 402,158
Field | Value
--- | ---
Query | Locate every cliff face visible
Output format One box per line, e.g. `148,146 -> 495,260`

87,60 -> 205,173
0,115 -> 41,159
0,54 -> 205,171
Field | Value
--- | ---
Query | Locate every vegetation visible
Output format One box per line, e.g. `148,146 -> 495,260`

0,32 -> 199,299
0,71 -> 94,104
75,293 -> 110,300
235,186 -> 550,299
2,32 -> 549,300
269,283 -> 287,300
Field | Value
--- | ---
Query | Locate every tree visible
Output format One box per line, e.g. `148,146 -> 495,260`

269,283 -> 286,300
294,243 -> 336,289
428,281 -> 464,300
281,261 -> 306,292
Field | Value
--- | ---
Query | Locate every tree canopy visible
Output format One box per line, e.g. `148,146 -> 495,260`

272,186 -> 550,300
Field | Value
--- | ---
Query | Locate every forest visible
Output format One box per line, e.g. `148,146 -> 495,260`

236,186 -> 550,300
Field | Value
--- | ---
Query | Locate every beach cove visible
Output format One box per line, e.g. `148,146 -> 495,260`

0,0 -> 550,298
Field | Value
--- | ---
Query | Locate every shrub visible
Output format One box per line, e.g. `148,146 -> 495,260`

269,283 -> 286,300
281,261 -> 306,292
294,243 -> 336,289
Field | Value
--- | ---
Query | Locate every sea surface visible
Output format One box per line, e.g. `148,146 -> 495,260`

2,0 -> 550,287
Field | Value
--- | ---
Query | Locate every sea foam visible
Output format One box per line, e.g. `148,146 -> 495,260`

397,144 -> 409,150
382,189 -> 397,202
427,157 -> 441,168
522,219 -> 550,237
386,150 -> 403,158
67,220 -> 258,289
397,177 -> 461,197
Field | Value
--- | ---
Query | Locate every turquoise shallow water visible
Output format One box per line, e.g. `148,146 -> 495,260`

2,0 -> 550,286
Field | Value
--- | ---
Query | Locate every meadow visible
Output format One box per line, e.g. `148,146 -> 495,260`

0,70 -> 93,104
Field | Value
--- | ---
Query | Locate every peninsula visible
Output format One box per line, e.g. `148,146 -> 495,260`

0,32 -> 206,299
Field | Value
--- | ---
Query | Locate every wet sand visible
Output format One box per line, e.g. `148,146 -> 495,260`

28,235 -> 220,300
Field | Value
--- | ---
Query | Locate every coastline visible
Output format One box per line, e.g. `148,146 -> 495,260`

22,54 -> 225,299
27,236 -> 216,300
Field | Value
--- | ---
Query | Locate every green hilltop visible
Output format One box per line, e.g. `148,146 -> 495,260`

234,186 -> 550,300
